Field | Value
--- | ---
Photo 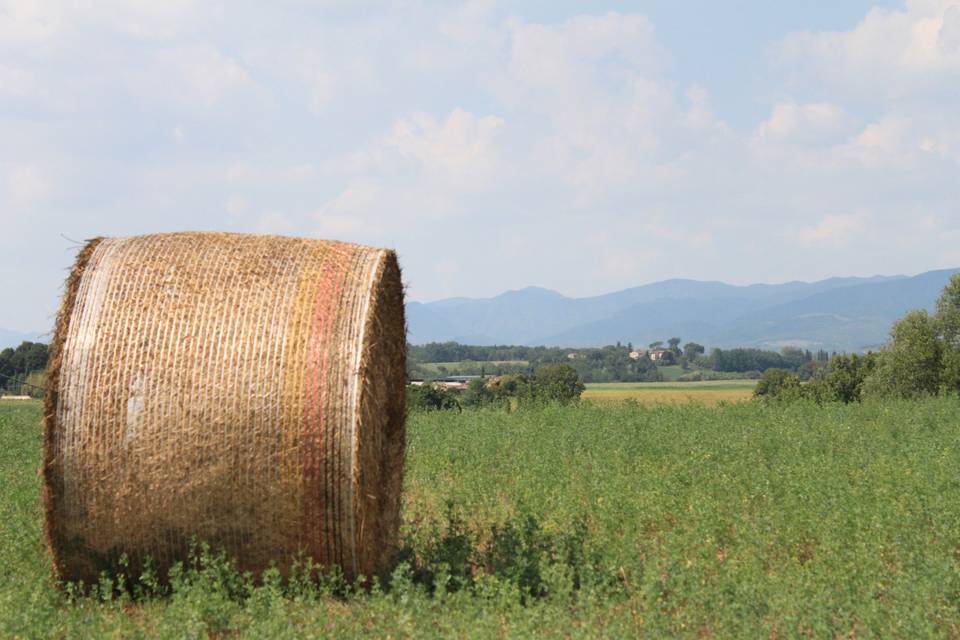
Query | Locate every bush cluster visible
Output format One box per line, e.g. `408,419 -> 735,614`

756,274 -> 960,403
754,352 -> 877,403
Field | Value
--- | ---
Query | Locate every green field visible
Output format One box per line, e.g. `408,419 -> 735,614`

583,380 -> 757,405
4,398 -> 960,637
656,364 -> 686,381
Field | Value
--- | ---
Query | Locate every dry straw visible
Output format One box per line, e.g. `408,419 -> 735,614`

43,232 -> 406,584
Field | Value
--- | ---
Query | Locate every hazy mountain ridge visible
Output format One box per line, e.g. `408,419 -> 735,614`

406,270 -> 958,351
6,271 -> 953,352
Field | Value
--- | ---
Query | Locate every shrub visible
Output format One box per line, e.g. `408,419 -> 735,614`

753,369 -> 802,400
407,383 -> 461,412
822,353 -> 876,403
530,364 -> 584,404
462,378 -> 499,408
863,310 -> 942,399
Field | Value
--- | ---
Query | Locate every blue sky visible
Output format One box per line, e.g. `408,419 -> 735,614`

2,0 -> 959,333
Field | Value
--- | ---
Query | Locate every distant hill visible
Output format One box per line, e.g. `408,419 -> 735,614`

0,328 -> 46,351
407,269 -> 959,351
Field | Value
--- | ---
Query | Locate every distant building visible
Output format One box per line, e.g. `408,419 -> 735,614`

628,350 -> 643,360
436,375 -> 484,383
434,381 -> 468,391
648,348 -> 670,362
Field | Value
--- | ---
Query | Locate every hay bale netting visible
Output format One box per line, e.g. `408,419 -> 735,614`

43,232 -> 406,584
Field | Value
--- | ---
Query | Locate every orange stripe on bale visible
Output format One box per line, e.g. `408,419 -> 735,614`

302,246 -> 349,566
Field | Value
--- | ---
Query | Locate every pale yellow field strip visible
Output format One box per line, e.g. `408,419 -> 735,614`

581,388 -> 754,406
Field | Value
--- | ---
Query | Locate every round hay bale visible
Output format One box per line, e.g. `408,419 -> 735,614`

43,232 -> 406,584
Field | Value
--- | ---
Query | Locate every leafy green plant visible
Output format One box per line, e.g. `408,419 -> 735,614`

5,399 -> 960,636
406,383 -> 461,412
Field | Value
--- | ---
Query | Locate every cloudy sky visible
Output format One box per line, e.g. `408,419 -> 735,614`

2,0 -> 959,334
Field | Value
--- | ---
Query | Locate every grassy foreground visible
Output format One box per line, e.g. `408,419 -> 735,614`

3,399 -> 960,637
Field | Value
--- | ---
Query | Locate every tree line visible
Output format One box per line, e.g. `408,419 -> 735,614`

409,340 -> 835,384
409,342 -> 663,383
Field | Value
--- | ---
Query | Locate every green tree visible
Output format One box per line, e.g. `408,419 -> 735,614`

0,341 -> 49,393
779,347 -> 807,370
936,274 -> 960,393
532,364 -> 585,404
864,310 -> 942,398
667,337 -> 682,356
0,348 -> 14,382
407,383 -> 461,411
462,378 -> 496,407
823,353 -> 877,403
753,368 -> 802,400
648,341 -> 663,350
683,342 -> 705,359
488,374 -> 530,402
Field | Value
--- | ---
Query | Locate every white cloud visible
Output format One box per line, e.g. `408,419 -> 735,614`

581,228 -> 662,285
225,194 -> 250,216
311,106 -> 506,238
793,213 -> 869,248
254,211 -> 294,235
4,164 -> 50,209
751,103 -> 960,171
0,64 -> 35,97
438,0 -> 499,43
505,12 -> 664,93
760,2 -> 960,179
752,102 -> 853,146
833,116 -> 916,169
313,174 -> 456,241
384,109 -> 504,190
684,85 -> 723,132
490,12 -> 715,201
0,0 -> 208,51
0,1 -> 64,48
306,70 -> 336,114
90,0 -> 209,40
242,37 -> 380,116
782,2 -> 960,97
129,44 -> 260,110
316,178 -> 382,224
405,1 -> 504,73
144,161 -> 316,192
640,218 -> 713,250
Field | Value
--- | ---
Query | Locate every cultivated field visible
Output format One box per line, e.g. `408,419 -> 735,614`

3,398 -> 960,637
655,364 -> 686,381
582,380 -> 757,405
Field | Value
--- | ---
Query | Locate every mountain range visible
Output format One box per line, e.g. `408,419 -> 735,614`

5,268 -> 957,352
406,268 -> 960,351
